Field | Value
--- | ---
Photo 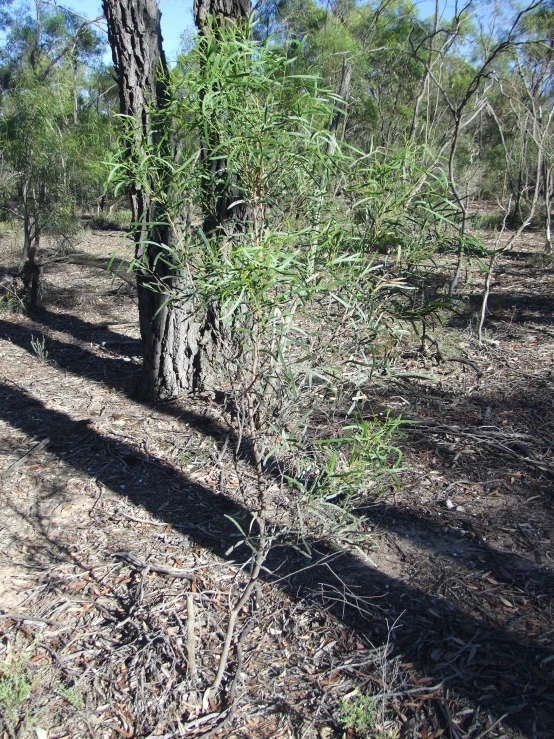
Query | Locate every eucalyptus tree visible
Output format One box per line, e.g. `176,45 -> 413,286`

101,0 -> 250,400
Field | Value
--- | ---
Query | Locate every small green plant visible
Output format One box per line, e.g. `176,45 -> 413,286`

57,685 -> 84,710
341,691 -> 400,739
0,648 -> 34,736
30,334 -> 49,363
308,412 -> 404,506
0,279 -> 25,314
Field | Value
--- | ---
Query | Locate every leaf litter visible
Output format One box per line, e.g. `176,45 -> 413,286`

0,229 -> 552,738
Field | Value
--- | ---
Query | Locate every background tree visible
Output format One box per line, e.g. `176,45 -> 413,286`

0,1 -> 107,307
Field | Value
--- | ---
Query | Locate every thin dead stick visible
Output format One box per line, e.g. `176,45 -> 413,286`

115,509 -> 168,527
474,712 -> 510,739
197,708 -> 236,739
187,593 -> 197,685
203,522 -> 267,707
478,251 -> 497,345
229,618 -> 256,701
436,698 -> 463,739
111,551 -> 193,580
182,710 -> 230,731
443,356 -> 483,377
422,334 -> 483,377
0,610 -> 54,625
0,437 -> 50,479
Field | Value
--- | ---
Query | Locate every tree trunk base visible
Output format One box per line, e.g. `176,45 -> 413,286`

137,285 -> 226,400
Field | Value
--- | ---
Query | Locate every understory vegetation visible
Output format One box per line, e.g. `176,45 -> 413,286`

0,1 -> 553,738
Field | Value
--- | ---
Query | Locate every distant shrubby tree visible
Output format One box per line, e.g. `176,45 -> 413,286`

0,1 -> 112,306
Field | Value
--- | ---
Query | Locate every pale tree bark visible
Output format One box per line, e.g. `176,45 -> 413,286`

102,0 -> 222,399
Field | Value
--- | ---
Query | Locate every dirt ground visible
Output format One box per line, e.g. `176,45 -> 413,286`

0,226 -> 553,739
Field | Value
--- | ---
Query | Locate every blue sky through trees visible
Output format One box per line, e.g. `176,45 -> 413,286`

61,0 -> 456,64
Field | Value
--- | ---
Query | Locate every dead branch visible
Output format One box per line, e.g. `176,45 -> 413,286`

0,437 -> 50,479
0,610 -> 54,625
47,253 -> 135,286
443,355 -> 483,377
187,593 -> 198,685
111,551 -> 193,580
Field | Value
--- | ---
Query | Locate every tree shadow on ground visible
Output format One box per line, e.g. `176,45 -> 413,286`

461,292 -> 554,327
0,316 -> 553,736
32,307 -> 141,359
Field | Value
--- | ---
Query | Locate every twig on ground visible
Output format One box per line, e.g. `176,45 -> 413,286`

443,356 -> 483,377
111,551 -> 193,580
203,520 -> 268,708
0,610 -> 54,625
0,437 -> 50,478
187,593 -> 198,685
229,617 -> 256,701
115,509 -> 169,527
436,697 -> 464,739
473,712 -> 510,739
197,708 -> 236,738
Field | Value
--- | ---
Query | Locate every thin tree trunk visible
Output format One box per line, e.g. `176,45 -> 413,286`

544,160 -> 553,252
20,189 -> 31,269
27,243 -> 40,311
72,54 -> 79,126
327,55 -> 352,156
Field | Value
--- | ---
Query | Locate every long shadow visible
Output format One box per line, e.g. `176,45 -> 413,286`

0,317 -> 141,388
2,315 -> 553,587
0,375 -> 553,729
2,314 -> 553,593
31,308 -> 141,359
461,291 -> 554,327
357,503 -> 554,592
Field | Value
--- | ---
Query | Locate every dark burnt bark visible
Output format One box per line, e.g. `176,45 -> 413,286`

194,0 -> 250,30
102,0 -> 253,399
195,0 -> 251,240
102,0 -> 215,400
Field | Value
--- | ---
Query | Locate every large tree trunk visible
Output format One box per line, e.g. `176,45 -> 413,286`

102,0 -> 252,400
102,0 -> 216,399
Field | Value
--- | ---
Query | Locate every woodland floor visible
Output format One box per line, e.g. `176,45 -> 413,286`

0,225 -> 553,739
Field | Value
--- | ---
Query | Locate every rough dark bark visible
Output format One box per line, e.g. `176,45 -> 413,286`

102,0 -> 253,400
102,0 -> 216,400
194,0 -> 250,30
195,0 -> 252,240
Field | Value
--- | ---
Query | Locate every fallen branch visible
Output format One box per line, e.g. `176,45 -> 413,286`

111,551 -> 193,580
0,610 -> 54,625
443,355 -> 483,377
0,437 -> 50,479
187,593 -> 198,685
229,617 -> 256,701
47,253 -> 135,286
